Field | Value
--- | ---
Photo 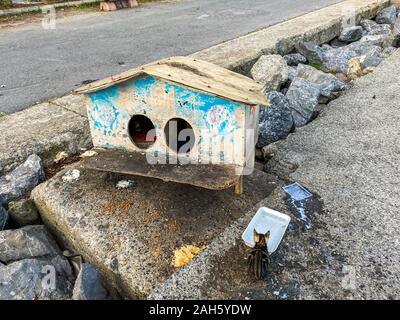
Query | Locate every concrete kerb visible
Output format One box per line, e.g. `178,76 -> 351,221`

0,0 -> 390,171
0,98 -> 91,175
190,0 -> 390,75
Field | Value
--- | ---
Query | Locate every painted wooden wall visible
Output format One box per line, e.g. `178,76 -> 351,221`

85,75 -> 249,166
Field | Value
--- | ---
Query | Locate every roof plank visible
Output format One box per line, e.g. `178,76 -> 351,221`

75,56 -> 269,106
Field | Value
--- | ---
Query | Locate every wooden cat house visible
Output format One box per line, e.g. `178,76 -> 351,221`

75,56 -> 269,194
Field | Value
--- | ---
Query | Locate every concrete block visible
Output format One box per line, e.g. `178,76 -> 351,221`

51,94 -> 87,117
0,103 -> 91,175
31,166 -> 279,298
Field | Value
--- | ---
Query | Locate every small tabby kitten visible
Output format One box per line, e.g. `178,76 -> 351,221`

247,230 -> 270,280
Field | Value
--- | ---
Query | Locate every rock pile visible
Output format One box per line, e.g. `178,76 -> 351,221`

0,225 -> 74,299
0,154 -> 108,300
251,5 -> 400,152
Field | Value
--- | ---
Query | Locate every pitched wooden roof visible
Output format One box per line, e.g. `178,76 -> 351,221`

74,56 -> 269,106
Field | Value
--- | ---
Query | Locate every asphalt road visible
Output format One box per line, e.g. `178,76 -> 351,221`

0,0 -> 341,114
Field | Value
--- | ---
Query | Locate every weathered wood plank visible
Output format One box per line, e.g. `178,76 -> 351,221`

81,149 -> 243,190
75,56 -> 269,106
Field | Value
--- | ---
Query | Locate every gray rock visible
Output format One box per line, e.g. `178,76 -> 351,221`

339,26 -> 363,43
0,225 -> 60,263
375,5 -> 397,25
321,44 -> 332,51
0,256 -> 74,300
359,34 -> 393,47
371,24 -> 392,36
359,55 -> 382,68
288,66 -> 297,81
283,53 -> 307,66
286,78 -> 321,127
0,155 -> 44,203
380,46 -> 397,57
0,205 -> 9,231
257,92 -> 294,148
360,19 -> 378,32
296,64 -> 346,99
361,19 -> 392,36
370,24 -> 392,36
72,263 -> 108,300
296,41 -> 325,63
322,42 -> 383,74
359,46 -> 384,68
7,199 -> 40,227
250,55 -> 289,91
330,38 -> 347,48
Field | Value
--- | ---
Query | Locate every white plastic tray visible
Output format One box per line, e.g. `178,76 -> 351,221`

242,207 -> 291,253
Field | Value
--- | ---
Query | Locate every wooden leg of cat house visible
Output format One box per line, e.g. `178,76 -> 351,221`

234,175 -> 243,195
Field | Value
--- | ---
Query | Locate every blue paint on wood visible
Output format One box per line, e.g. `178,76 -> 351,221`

133,76 -> 158,98
86,75 -> 246,150
87,87 -> 122,136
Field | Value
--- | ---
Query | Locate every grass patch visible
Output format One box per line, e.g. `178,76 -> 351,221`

0,0 -> 95,9
307,61 -> 324,71
0,0 -> 15,10
64,1 -> 101,12
0,1 -> 100,22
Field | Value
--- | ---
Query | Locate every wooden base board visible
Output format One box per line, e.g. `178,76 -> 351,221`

81,149 -> 244,191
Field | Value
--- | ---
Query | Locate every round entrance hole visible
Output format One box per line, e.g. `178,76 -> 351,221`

128,115 -> 156,149
164,118 -> 195,154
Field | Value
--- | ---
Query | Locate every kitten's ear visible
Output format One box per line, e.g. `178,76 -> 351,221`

265,231 -> 271,239
253,229 -> 260,242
